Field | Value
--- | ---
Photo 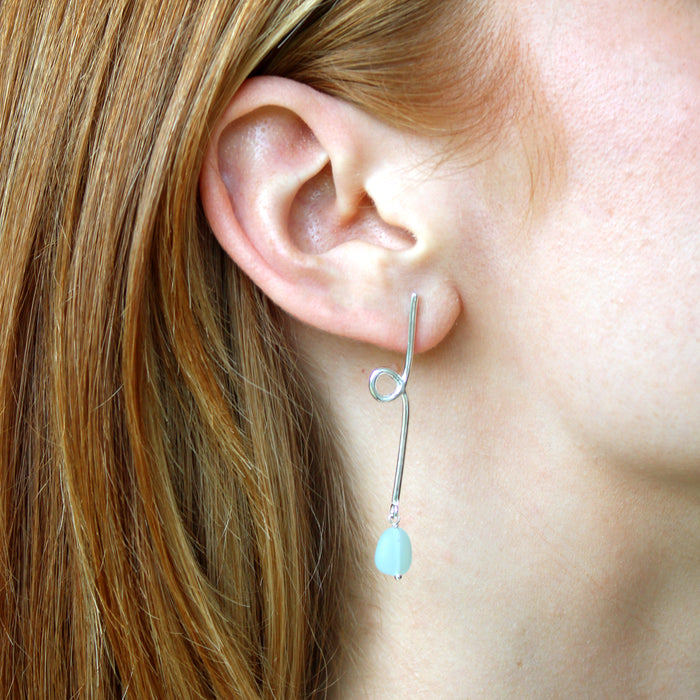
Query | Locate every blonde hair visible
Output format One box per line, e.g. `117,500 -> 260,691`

0,1 -> 523,696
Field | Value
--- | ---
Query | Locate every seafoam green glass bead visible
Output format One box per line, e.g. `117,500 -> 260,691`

375,526 -> 412,578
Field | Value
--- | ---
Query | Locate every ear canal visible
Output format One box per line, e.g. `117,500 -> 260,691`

218,106 -> 415,260
289,164 -> 415,254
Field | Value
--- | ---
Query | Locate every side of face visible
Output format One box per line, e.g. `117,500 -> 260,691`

440,0 -> 700,477
198,1 -> 700,481
536,0 -> 698,475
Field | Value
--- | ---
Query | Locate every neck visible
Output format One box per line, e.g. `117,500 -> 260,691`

294,324 -> 700,697
343,466 -> 700,696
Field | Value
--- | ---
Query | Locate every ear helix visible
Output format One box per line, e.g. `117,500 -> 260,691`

370,292 -> 418,580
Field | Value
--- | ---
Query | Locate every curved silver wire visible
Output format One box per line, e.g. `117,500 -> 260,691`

369,293 -> 418,525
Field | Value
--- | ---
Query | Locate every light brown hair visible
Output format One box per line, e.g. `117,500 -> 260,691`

0,1 -> 524,696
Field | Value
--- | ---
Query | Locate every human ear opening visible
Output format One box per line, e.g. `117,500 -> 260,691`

288,163 -> 416,255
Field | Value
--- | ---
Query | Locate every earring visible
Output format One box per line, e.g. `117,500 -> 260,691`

369,293 -> 418,580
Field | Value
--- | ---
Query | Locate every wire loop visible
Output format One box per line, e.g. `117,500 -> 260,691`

369,367 -> 405,403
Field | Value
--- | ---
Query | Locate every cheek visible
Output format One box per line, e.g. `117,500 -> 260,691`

516,214 -> 699,471
508,3 -> 700,474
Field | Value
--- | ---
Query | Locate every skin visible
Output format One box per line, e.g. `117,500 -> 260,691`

299,1 -> 700,695
201,0 -> 699,695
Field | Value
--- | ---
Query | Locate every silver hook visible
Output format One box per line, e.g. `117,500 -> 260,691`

369,293 -> 418,524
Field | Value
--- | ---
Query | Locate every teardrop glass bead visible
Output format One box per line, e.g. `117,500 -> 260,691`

375,526 -> 412,577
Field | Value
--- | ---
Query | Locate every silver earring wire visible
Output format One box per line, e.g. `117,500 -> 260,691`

369,293 -> 418,578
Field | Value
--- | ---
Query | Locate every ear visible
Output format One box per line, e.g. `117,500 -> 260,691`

199,76 -> 460,352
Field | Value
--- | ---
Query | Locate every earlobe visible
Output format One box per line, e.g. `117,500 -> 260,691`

199,76 -> 460,352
